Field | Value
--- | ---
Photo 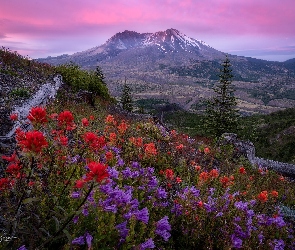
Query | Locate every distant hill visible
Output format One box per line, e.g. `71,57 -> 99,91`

38,28 -> 295,114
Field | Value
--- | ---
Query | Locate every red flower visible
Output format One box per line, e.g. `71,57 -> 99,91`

10,113 -> 18,121
129,137 -> 143,147
195,165 -> 201,171
239,167 -> 246,174
105,115 -> 116,125
170,130 -> 177,137
209,169 -> 219,178
199,171 -> 209,182
58,110 -> 75,130
28,181 -> 35,187
89,115 -> 95,121
27,107 -> 48,125
271,190 -> 278,198
257,191 -> 268,202
197,201 -> 204,208
59,136 -> 68,146
220,176 -> 233,187
6,163 -> 22,176
165,169 -> 174,180
83,132 -> 106,150
2,152 -> 18,162
118,120 -> 128,134
75,179 -> 85,189
144,143 -> 157,156
82,118 -> 89,127
0,178 -> 10,190
105,151 -> 113,161
85,161 -> 109,183
176,177 -> 182,183
204,147 -> 210,154
17,130 -> 48,153
176,144 -> 184,150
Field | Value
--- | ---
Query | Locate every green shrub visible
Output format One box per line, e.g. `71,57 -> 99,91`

55,63 -> 110,100
10,88 -> 30,98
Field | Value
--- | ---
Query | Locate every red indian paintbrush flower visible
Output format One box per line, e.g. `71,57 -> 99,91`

83,132 -> 106,150
17,130 -> 48,153
82,118 -> 89,127
257,191 -> 268,202
27,107 -> 48,125
85,161 -> 109,183
5,163 -> 22,177
144,143 -> 157,156
10,113 -> 18,121
58,110 -> 75,130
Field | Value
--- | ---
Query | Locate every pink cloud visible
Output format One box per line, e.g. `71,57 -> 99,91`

0,0 -> 294,60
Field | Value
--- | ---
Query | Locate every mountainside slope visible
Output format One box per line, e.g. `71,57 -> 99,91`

38,29 -> 295,115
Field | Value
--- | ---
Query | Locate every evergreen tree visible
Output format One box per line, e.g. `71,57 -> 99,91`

203,55 -> 239,137
95,66 -> 106,85
120,80 -> 133,112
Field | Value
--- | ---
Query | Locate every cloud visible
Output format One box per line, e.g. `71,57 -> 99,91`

1,0 -> 295,60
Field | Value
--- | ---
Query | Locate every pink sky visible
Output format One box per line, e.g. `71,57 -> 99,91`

1,0 -> 295,61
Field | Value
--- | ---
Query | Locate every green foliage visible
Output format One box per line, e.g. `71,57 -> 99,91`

238,108 -> 295,163
203,56 -> 240,137
55,62 -> 110,100
10,88 -> 30,98
120,81 -> 133,112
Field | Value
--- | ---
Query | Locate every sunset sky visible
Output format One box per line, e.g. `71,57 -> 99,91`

1,0 -> 295,61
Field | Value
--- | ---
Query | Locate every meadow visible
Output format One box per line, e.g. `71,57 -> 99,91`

1,48 -> 295,249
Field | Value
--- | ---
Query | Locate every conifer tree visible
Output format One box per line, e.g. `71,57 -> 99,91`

120,80 -> 133,112
203,55 -> 239,137
95,66 -> 106,85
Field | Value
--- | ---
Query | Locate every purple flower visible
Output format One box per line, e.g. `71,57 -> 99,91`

135,207 -> 149,224
216,212 -> 223,217
108,167 -> 119,179
140,238 -> 155,249
234,201 -> 248,211
104,204 -> 117,213
247,209 -> 255,217
273,216 -> 286,228
189,186 -> 200,197
209,187 -> 215,196
71,191 -> 81,198
17,246 -> 27,250
72,236 -> 85,245
122,167 -> 133,178
73,215 -> 79,224
116,221 -> 129,239
85,232 -> 93,248
234,216 -> 241,222
131,161 -> 140,169
231,235 -> 243,249
82,206 -> 89,216
271,239 -> 285,250
148,176 -> 158,189
155,216 -> 171,241
258,232 -> 264,244
171,203 -> 183,216
117,157 -> 124,166
156,187 -> 167,199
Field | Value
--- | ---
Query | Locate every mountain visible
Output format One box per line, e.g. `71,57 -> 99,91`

39,28 -> 224,67
38,29 -> 295,115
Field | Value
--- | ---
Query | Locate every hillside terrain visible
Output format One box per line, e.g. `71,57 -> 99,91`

1,48 -> 295,249
38,28 -> 295,115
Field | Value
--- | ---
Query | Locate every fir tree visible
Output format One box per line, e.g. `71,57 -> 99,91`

95,66 -> 106,85
120,80 -> 133,112
203,55 -> 239,137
